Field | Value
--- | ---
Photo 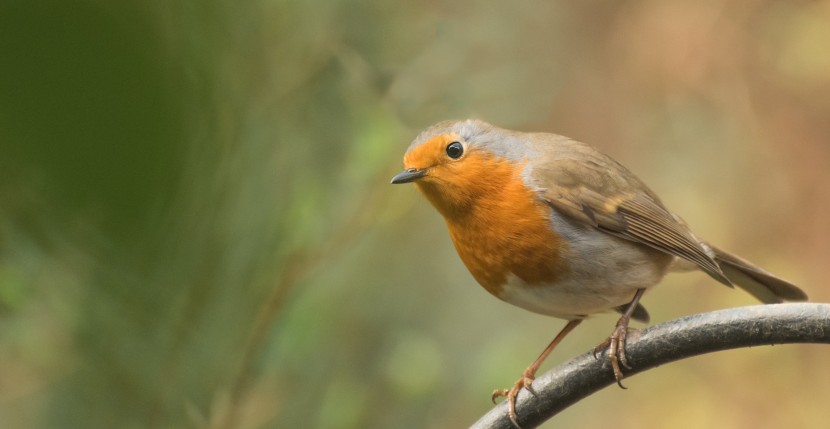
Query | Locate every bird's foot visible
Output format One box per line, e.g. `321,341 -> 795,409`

593,315 -> 637,388
491,369 -> 537,429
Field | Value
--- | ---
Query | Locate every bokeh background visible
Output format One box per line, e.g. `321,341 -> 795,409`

1,1 -> 829,428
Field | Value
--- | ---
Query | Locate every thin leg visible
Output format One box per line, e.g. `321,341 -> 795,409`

593,288 -> 647,388
492,319 -> 582,429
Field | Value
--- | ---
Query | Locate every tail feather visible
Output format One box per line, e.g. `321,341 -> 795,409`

711,246 -> 808,303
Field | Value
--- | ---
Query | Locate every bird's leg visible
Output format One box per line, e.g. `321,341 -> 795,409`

492,319 -> 582,428
593,288 -> 646,388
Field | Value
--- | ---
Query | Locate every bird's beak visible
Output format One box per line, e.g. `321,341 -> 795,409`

390,168 -> 427,184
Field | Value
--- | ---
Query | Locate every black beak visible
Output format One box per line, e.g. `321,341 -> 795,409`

390,168 -> 427,184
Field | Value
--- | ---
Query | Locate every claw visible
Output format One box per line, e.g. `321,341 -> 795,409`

492,373 -> 535,428
599,288 -> 646,388
592,337 -> 610,360
491,374 -> 536,429
490,320 -> 583,429
600,315 -> 638,388
491,389 -> 508,404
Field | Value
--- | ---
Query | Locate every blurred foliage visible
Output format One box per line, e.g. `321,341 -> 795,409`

1,0 -> 829,428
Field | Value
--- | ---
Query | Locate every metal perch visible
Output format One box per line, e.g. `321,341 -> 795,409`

472,303 -> 830,429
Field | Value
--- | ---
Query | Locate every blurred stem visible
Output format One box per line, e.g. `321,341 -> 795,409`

221,170 -> 394,428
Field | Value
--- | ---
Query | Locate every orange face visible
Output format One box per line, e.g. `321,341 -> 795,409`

392,130 -> 568,294
396,132 -> 508,218
401,132 -> 463,176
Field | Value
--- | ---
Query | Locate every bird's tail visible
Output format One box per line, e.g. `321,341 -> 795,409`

711,246 -> 808,303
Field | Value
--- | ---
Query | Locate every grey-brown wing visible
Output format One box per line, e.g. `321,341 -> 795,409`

529,138 -> 730,286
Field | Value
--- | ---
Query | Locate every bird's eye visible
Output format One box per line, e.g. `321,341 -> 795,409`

446,141 -> 464,159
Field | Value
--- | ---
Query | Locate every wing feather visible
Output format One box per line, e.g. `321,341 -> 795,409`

531,138 -> 730,285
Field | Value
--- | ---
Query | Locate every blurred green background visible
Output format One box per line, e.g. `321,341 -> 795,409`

1,1 -> 829,428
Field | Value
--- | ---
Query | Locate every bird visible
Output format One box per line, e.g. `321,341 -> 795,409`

390,119 -> 807,428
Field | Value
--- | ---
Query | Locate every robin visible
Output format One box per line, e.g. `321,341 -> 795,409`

390,119 -> 807,428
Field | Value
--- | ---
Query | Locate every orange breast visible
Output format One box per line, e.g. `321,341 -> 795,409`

418,152 -> 568,297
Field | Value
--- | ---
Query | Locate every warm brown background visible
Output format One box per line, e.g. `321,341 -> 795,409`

1,1 -> 829,428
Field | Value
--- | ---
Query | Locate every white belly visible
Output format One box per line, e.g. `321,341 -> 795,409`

499,272 -> 652,319
497,213 -> 673,319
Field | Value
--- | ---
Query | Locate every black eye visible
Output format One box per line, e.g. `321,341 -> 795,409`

446,141 -> 464,159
